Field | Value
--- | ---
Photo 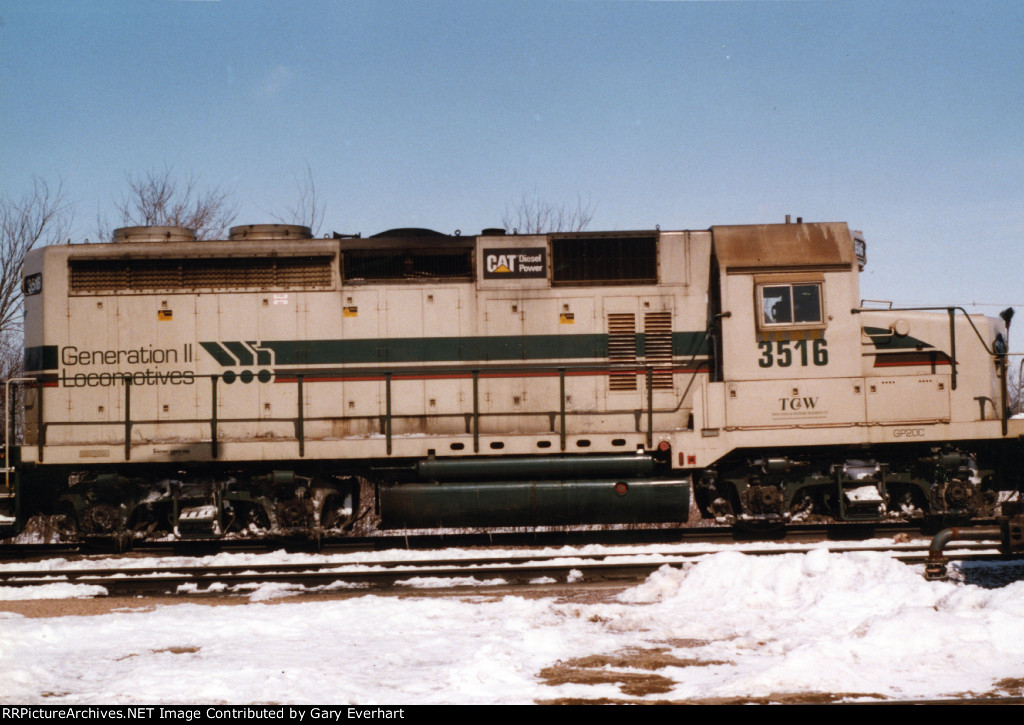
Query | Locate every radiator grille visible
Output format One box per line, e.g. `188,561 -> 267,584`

552,235 -> 657,285
343,249 -> 473,281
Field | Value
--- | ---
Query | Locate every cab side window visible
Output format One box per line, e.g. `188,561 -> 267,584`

760,283 -> 823,327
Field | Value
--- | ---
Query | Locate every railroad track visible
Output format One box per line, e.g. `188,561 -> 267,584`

0,541 -> 1014,598
0,519 -> 991,561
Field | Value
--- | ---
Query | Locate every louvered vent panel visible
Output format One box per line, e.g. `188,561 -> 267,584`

607,313 -> 637,391
69,266 -> 127,292
132,261 -> 182,289
182,264 -> 224,288
644,311 -> 674,390
278,257 -> 332,286
70,257 -> 333,293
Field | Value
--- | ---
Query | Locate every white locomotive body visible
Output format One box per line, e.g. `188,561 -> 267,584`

7,220 -> 1019,537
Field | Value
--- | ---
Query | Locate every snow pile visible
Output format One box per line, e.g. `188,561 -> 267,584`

1,548 -> 1023,704
615,549 -> 1024,700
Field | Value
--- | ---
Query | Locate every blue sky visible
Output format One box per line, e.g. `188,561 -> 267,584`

2,0 -> 1022,346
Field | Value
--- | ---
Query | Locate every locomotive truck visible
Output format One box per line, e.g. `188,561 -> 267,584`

1,219 -> 1020,540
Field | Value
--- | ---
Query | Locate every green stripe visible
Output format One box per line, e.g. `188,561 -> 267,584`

202,332 -> 709,367
673,331 -> 708,356
26,333 -> 710,372
863,326 -> 935,350
199,342 -> 237,366
262,335 -> 606,365
25,346 -> 58,372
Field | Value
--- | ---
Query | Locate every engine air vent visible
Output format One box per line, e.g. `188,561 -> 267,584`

112,226 -> 196,244
228,224 -> 313,241
608,312 -> 638,391
644,311 -> 674,390
69,256 -> 333,293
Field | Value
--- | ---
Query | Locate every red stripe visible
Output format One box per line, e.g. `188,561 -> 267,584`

873,359 -> 952,368
274,365 -> 711,384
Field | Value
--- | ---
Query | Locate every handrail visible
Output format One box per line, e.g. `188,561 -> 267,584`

646,367 -> 654,449
383,372 -> 390,456
3,378 -> 36,490
852,305 -> 1001,356
472,369 -> 480,453
558,367 -> 566,451
297,374 -> 306,457
124,376 -> 132,460
210,374 -> 218,459
20,360 -> 701,459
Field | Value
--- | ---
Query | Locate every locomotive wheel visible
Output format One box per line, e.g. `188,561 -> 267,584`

236,504 -> 271,535
276,498 -> 314,529
319,489 -> 357,530
789,493 -> 815,520
128,504 -> 173,538
890,487 -> 928,518
944,481 -> 970,509
55,503 -> 80,540
320,493 -> 344,529
82,504 -> 122,535
710,496 -> 734,520
20,511 -> 78,543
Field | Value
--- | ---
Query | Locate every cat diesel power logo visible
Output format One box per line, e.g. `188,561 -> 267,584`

483,247 -> 547,279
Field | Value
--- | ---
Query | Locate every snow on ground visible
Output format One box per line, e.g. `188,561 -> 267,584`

2,545 -> 1024,704
0,536 -> 969,573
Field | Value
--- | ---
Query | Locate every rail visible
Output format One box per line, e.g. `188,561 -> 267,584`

12,360 -> 706,461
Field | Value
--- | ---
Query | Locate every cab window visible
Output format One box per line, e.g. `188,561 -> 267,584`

760,283 -> 822,326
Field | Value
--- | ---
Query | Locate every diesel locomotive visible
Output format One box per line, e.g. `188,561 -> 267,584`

2,218 -> 1020,541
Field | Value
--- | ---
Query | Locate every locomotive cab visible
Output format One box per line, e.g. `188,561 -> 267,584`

692,222 -> 877,523
709,221 -> 864,427
693,221 -> 1016,524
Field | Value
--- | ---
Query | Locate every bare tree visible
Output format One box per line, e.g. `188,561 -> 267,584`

502,192 -> 595,234
110,167 -> 237,241
0,178 -> 70,340
0,178 -> 69,443
1008,359 -> 1023,416
274,165 -> 326,235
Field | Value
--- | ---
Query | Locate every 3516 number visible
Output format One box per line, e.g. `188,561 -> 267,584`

757,339 -> 828,368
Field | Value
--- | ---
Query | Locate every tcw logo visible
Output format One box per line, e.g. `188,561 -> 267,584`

778,396 -> 818,411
